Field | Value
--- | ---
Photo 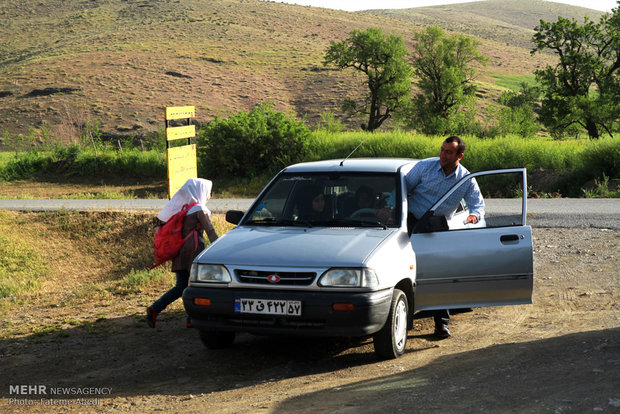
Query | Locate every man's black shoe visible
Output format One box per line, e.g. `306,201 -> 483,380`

434,325 -> 451,339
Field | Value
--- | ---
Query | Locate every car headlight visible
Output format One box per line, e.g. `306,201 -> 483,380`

191,264 -> 232,283
318,268 -> 379,288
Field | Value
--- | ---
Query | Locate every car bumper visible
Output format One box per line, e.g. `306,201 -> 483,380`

182,286 -> 393,337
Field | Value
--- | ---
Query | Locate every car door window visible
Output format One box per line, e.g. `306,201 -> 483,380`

424,169 -> 528,231
475,172 -> 527,228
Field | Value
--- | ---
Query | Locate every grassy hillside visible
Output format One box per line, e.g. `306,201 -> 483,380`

0,210 -> 236,338
365,0 -> 605,51
0,0 -> 605,140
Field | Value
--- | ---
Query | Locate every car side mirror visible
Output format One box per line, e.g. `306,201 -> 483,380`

413,211 -> 449,234
226,210 -> 244,225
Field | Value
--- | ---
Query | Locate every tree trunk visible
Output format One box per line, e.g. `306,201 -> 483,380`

585,118 -> 600,139
367,92 -> 379,132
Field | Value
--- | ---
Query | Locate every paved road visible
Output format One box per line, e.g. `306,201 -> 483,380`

0,198 -> 619,229
0,198 -> 252,213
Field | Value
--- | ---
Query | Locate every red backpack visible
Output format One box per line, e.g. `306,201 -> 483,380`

150,202 -> 199,269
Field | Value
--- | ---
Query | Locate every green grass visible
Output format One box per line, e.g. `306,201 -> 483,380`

211,175 -> 273,198
306,130 -> 617,173
1,132 -> 618,197
0,211 -> 47,298
56,189 -> 160,200
0,146 -> 166,182
0,152 -> 13,165
305,131 -> 619,196
582,174 -> 620,198
492,74 -> 538,90
307,130 -> 446,161
116,268 -> 170,294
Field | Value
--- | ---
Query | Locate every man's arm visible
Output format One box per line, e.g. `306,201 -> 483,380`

464,177 -> 484,224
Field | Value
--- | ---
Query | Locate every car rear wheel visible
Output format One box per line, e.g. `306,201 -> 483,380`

373,289 -> 408,359
199,329 -> 235,349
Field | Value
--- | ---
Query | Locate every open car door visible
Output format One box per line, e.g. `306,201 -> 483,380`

411,168 -> 533,311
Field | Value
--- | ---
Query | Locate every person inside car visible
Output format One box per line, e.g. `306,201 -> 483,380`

355,185 -> 375,209
297,184 -> 329,221
342,185 -> 376,217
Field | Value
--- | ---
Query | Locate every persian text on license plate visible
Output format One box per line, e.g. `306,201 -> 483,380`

234,298 -> 302,316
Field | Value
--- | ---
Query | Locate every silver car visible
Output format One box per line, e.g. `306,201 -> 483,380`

183,158 -> 533,359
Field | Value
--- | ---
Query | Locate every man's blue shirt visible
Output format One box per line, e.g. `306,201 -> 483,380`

405,158 -> 484,220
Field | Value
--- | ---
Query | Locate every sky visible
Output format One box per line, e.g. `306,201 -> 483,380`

268,0 -> 617,12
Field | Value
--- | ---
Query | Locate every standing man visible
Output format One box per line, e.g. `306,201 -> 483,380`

406,136 -> 484,338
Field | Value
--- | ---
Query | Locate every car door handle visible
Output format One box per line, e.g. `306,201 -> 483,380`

500,234 -> 519,243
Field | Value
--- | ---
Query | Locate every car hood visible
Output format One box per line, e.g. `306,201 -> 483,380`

197,226 -> 395,267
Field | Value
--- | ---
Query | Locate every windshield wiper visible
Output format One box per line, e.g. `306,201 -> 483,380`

319,218 -> 388,230
244,218 -> 313,227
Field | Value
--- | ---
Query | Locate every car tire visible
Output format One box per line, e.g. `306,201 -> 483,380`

373,289 -> 409,359
199,329 -> 235,349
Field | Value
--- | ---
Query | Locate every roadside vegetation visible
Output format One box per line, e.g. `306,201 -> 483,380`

0,211 -> 46,299
0,126 -> 618,198
0,210 -> 235,338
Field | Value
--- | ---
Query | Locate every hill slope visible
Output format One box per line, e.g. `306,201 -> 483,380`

364,0 -> 605,51
0,0 -> 606,139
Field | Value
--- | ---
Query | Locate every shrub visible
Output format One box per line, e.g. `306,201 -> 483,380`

314,111 -> 344,133
404,97 -> 483,137
0,150 -> 55,181
496,105 -> 540,137
495,83 -> 541,137
580,137 -> 620,180
197,101 -> 310,178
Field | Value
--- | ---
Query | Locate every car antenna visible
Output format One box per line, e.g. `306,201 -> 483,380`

340,140 -> 365,166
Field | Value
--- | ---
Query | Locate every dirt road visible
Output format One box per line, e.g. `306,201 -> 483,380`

1,227 -> 619,413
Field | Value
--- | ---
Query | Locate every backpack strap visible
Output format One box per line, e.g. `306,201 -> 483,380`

182,202 -> 201,249
181,229 -> 199,251
184,202 -> 200,213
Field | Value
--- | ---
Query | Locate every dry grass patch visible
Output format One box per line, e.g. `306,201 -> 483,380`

0,211 -> 235,339
0,178 -> 167,199
0,212 -> 46,299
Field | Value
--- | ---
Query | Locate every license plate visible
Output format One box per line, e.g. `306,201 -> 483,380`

234,298 -> 302,316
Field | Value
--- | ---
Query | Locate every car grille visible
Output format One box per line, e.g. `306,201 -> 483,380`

235,269 -> 316,286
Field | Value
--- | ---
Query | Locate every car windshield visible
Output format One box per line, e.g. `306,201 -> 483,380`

244,172 -> 401,228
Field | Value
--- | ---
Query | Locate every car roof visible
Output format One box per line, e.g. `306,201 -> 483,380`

284,158 -> 418,173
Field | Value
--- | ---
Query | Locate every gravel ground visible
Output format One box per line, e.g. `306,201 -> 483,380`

1,227 -> 618,413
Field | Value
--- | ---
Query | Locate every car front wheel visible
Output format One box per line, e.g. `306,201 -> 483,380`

373,288 -> 409,359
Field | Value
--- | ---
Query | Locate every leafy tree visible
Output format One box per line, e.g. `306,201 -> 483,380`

531,3 -> 620,138
498,83 -> 540,109
496,83 -> 541,137
324,27 -> 412,132
406,26 -> 487,135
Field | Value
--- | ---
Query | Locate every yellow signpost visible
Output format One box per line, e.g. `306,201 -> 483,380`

165,106 -> 198,198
